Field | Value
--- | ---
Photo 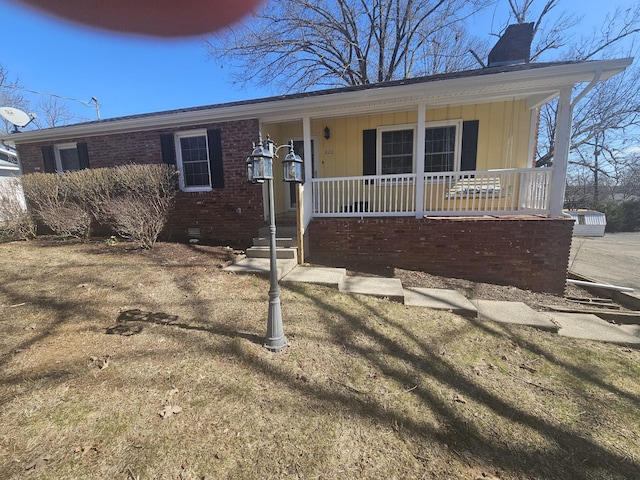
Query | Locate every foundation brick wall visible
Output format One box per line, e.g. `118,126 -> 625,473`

308,216 -> 574,294
17,119 -> 265,245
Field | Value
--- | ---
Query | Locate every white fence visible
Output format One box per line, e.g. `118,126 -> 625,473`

310,168 -> 553,217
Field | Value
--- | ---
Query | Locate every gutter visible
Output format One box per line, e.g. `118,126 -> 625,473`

2,58 -> 632,146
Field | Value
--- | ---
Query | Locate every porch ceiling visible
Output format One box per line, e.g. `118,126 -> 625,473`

3,57 -> 632,145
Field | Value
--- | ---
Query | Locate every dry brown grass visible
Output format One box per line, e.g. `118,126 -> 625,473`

0,239 -> 639,479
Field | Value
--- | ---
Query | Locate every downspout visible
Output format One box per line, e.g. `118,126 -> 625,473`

571,70 -> 602,109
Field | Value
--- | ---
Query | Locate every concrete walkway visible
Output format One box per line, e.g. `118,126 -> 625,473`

226,262 -> 640,346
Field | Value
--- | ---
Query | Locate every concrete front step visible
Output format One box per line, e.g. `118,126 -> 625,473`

339,276 -> 405,303
404,287 -> 478,317
471,300 -> 559,332
252,237 -> 297,248
246,246 -> 298,260
223,257 -> 298,280
550,312 -> 640,345
282,266 -> 347,289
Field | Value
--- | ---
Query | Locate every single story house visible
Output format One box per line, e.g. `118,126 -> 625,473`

1,57 -> 632,293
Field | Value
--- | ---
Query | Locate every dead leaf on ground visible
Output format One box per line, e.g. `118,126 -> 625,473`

24,455 -> 50,470
158,405 -> 183,418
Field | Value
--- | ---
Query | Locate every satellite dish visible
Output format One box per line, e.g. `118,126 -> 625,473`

0,107 -> 37,133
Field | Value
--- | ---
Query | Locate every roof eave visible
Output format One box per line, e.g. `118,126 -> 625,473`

3,57 -> 632,145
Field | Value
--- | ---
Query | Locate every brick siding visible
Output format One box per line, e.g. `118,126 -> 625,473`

17,119 -> 265,245
308,216 -> 574,294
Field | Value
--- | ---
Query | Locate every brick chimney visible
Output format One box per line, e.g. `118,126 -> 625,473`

488,23 -> 534,67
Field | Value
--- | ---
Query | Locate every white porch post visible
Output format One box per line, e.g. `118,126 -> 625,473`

549,87 -> 573,217
415,103 -> 427,218
298,116 -> 312,263
302,116 -> 312,224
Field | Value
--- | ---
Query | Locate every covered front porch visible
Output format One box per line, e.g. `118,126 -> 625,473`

244,59 -> 631,293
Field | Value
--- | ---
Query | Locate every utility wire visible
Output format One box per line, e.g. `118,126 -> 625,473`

0,84 -> 100,119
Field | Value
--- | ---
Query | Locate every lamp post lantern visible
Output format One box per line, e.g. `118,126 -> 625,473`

247,135 -> 303,351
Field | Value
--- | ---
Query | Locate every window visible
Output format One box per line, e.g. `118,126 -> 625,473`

41,142 -> 88,173
55,143 -> 81,172
380,128 -> 414,174
374,121 -> 462,175
424,124 -> 458,172
175,131 -> 212,191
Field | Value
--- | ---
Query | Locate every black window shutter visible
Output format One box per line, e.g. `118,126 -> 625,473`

160,134 -> 176,165
77,142 -> 90,169
362,129 -> 377,175
461,120 -> 479,171
207,129 -> 224,188
41,146 -> 56,173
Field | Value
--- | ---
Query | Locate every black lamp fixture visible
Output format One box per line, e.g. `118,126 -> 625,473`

324,126 -> 331,140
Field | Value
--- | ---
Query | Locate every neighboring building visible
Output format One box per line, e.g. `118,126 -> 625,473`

0,145 -> 26,222
0,145 -> 19,177
564,210 -> 607,237
1,57 -> 632,293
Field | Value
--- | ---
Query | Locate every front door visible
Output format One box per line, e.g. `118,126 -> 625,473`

287,139 -> 315,210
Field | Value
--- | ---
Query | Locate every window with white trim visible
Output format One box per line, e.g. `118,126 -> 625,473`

55,143 -> 81,172
380,127 -> 415,174
424,123 -> 459,172
175,130 -> 212,191
375,120 -> 462,174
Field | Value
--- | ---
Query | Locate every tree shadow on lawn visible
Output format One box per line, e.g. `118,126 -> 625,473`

115,275 -> 640,479
2,260 -> 639,479
200,282 -> 640,480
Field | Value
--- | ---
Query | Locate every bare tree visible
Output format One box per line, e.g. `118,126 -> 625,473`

37,97 -> 75,128
0,65 -> 31,134
500,1 -> 640,209
498,0 -> 580,61
205,0 -> 491,92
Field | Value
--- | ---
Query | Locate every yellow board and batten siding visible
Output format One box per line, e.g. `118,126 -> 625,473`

264,100 -> 532,214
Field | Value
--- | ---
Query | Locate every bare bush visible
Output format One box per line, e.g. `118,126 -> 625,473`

20,165 -> 177,247
21,173 -> 92,239
101,164 -> 177,249
0,177 -> 36,241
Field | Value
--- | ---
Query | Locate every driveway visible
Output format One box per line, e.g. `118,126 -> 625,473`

569,232 -> 640,298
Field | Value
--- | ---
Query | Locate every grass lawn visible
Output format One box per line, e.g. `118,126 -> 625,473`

0,239 -> 639,479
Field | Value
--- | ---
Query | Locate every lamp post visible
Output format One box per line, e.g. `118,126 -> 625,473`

247,134 -> 303,351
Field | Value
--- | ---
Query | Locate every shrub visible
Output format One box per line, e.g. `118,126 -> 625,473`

0,177 -> 36,241
102,164 -> 177,249
21,172 -> 92,239
598,199 -> 640,232
20,164 -> 177,247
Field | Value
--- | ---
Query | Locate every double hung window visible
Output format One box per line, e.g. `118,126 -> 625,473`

55,143 -> 81,172
377,120 -> 462,175
380,128 -> 415,175
424,124 -> 458,172
175,131 -> 212,191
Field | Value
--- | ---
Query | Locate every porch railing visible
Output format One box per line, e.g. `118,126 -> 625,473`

310,168 -> 553,217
